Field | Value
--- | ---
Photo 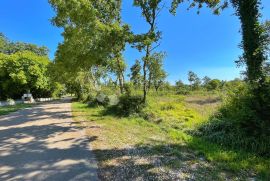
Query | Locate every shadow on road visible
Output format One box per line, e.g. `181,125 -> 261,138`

0,99 -> 98,181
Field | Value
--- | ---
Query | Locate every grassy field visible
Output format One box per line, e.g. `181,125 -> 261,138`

0,104 -> 31,116
72,94 -> 270,180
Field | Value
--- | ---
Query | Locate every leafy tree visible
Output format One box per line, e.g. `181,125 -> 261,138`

171,0 -> 270,123
133,0 -> 163,102
130,59 -> 142,88
175,80 -> 189,94
0,51 -> 50,99
148,52 -> 167,92
202,76 -> 211,86
0,32 -> 48,56
49,0 -> 130,96
206,79 -> 221,91
175,80 -> 184,88
188,71 -> 201,90
108,56 -> 126,93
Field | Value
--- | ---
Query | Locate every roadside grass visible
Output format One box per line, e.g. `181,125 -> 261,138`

72,94 -> 270,180
0,104 -> 31,116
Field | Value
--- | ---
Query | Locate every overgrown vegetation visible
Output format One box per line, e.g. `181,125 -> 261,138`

0,0 -> 264,179
72,92 -> 270,180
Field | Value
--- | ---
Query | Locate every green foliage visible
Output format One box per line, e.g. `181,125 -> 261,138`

132,0 -> 164,103
72,92 -> 270,180
51,82 -> 65,98
130,59 -> 142,88
116,95 -> 145,116
175,80 -> 190,95
0,51 -> 51,99
50,0 -> 130,74
206,79 -> 221,91
170,0 -> 228,15
107,55 -> 127,93
148,52 -> 167,91
195,84 -> 270,156
188,71 -> 201,90
0,33 -> 48,56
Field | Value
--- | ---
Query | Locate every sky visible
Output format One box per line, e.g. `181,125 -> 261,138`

0,0 -> 269,84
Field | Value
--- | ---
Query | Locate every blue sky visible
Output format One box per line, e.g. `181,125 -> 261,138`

0,0 -> 269,83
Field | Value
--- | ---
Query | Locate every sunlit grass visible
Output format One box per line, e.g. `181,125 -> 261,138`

0,104 -> 31,116
72,94 -> 270,180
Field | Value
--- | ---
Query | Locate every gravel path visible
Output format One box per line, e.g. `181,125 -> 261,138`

0,98 -> 99,181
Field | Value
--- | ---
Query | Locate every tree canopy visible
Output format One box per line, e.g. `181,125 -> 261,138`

0,51 -> 51,99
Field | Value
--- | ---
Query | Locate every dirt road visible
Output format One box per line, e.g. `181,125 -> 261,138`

0,99 -> 98,181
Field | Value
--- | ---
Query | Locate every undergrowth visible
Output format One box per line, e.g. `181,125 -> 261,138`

73,91 -> 270,180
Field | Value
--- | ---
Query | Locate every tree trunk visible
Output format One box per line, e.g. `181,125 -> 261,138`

116,57 -> 125,94
143,55 -> 148,103
233,0 -> 265,82
233,0 -> 269,120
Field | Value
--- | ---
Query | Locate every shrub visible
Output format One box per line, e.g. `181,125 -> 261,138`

194,84 -> 270,156
88,92 -> 110,107
116,95 -> 145,116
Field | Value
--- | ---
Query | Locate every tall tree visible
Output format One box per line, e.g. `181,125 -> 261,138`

49,0 -> 130,95
202,76 -> 211,86
133,0 -> 163,102
171,0 -> 267,82
108,56 -> 127,93
171,0 -> 270,121
188,71 -> 201,90
148,52 -> 167,91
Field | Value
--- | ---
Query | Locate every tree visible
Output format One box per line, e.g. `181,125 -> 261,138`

188,71 -> 201,90
133,0 -> 163,102
0,51 -> 51,99
171,0 -> 270,122
0,32 -> 48,56
108,56 -> 127,93
206,79 -> 221,91
130,59 -> 142,88
148,52 -> 167,92
175,80 -> 189,94
49,0 -> 130,96
202,76 -> 211,86
263,20 -> 270,76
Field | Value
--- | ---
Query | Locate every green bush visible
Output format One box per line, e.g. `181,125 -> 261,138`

194,84 -> 270,156
116,95 -> 145,116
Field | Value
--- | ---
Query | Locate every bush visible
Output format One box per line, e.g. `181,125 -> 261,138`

176,87 -> 190,95
116,95 -> 145,116
86,92 -> 110,107
194,84 -> 270,156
